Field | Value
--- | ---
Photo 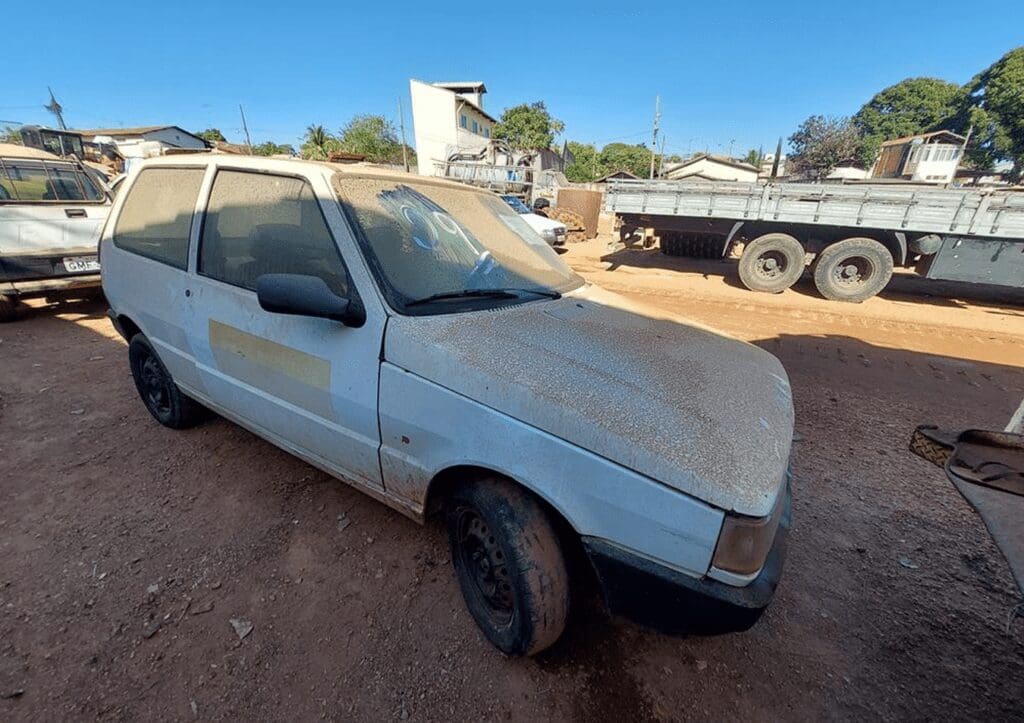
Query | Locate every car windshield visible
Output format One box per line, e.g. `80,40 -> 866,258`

334,175 -> 583,314
500,195 -> 531,214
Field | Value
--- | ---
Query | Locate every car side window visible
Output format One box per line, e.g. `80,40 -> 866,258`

113,167 -> 205,269
199,170 -> 349,296
0,160 -> 104,202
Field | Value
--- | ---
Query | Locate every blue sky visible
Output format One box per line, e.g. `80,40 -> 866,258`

4,1 -> 1021,156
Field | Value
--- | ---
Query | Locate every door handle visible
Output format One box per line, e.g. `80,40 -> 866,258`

64,208 -> 87,218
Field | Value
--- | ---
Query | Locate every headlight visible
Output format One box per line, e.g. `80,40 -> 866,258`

711,487 -> 785,575
540,228 -> 557,240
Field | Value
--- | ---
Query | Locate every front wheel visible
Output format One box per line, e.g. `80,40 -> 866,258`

812,237 -> 894,303
737,233 -> 806,293
447,478 -> 570,656
128,334 -> 206,429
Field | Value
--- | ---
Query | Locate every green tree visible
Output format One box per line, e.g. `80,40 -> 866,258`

598,142 -> 651,178
1,126 -> 22,144
493,102 -> 564,150
957,46 -> 1024,179
564,141 -> 601,182
252,141 -> 296,156
742,148 -> 765,167
788,115 -> 866,178
337,114 -> 411,165
196,128 -> 227,143
853,77 -> 962,141
300,124 -> 340,160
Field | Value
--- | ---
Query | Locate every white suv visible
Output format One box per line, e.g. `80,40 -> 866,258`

0,144 -> 111,321
500,194 -> 567,246
101,155 -> 793,655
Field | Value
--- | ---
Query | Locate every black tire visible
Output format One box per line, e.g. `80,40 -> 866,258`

128,334 -> 206,429
447,478 -> 570,656
737,233 -> 806,293
0,295 -> 18,323
813,237 -> 894,303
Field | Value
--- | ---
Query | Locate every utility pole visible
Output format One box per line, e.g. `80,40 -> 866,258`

960,124 -> 974,164
649,94 -> 660,179
658,134 -> 667,177
238,104 -> 253,153
397,96 -> 410,173
45,87 -> 67,130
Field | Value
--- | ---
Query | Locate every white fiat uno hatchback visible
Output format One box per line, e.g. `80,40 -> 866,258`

101,155 -> 793,655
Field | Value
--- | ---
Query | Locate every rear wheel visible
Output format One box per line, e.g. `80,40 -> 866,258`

447,478 -> 570,656
0,295 -> 18,323
128,334 -> 206,428
737,233 -> 806,293
813,237 -> 893,302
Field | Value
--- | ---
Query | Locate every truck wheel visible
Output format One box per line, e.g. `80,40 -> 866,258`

128,334 -> 206,429
0,295 -> 18,323
813,237 -> 893,303
447,478 -> 569,656
737,233 -> 806,293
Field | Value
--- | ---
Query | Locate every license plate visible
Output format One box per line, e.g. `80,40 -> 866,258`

63,256 -> 100,273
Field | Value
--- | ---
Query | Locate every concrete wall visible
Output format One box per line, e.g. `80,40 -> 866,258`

147,128 -> 207,150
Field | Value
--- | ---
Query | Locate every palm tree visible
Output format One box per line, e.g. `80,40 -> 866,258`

300,124 -> 339,160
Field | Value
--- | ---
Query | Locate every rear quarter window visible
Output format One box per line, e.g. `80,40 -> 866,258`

113,167 -> 205,269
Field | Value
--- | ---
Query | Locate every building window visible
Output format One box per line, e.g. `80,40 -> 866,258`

460,114 -> 467,129
484,127 -> 490,139
472,120 -> 479,134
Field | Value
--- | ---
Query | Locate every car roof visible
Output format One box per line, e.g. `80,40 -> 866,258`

130,153 -> 477,192
0,143 -> 65,161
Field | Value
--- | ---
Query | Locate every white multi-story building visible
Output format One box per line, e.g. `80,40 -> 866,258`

871,130 -> 965,183
409,80 -> 497,176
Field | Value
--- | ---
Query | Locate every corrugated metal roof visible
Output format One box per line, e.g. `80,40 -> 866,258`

432,81 -> 487,92
73,125 -> 207,144
880,130 -> 966,147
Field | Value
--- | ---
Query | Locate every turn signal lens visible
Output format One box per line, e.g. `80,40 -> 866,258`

712,493 -> 784,575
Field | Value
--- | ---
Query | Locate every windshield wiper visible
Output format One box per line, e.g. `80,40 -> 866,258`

405,287 -> 561,307
406,289 -> 519,307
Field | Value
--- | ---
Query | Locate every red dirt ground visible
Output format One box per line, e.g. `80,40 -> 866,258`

1,239 -> 1022,721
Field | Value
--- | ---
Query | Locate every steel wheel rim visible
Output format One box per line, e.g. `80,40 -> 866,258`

140,355 -> 172,417
832,255 -> 874,287
756,250 -> 788,280
455,509 -> 513,625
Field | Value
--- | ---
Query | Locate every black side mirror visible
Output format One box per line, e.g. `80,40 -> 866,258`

256,274 -> 364,327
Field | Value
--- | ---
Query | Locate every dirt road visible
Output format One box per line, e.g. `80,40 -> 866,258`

1,242 -> 1022,721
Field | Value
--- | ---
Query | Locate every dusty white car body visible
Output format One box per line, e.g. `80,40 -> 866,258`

101,155 -> 793,642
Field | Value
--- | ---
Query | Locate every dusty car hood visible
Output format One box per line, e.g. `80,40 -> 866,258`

383,284 -> 794,517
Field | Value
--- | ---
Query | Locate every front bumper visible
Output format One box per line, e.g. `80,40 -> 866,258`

583,484 -> 791,635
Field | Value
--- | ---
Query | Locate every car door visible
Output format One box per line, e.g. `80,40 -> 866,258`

187,165 -> 385,489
